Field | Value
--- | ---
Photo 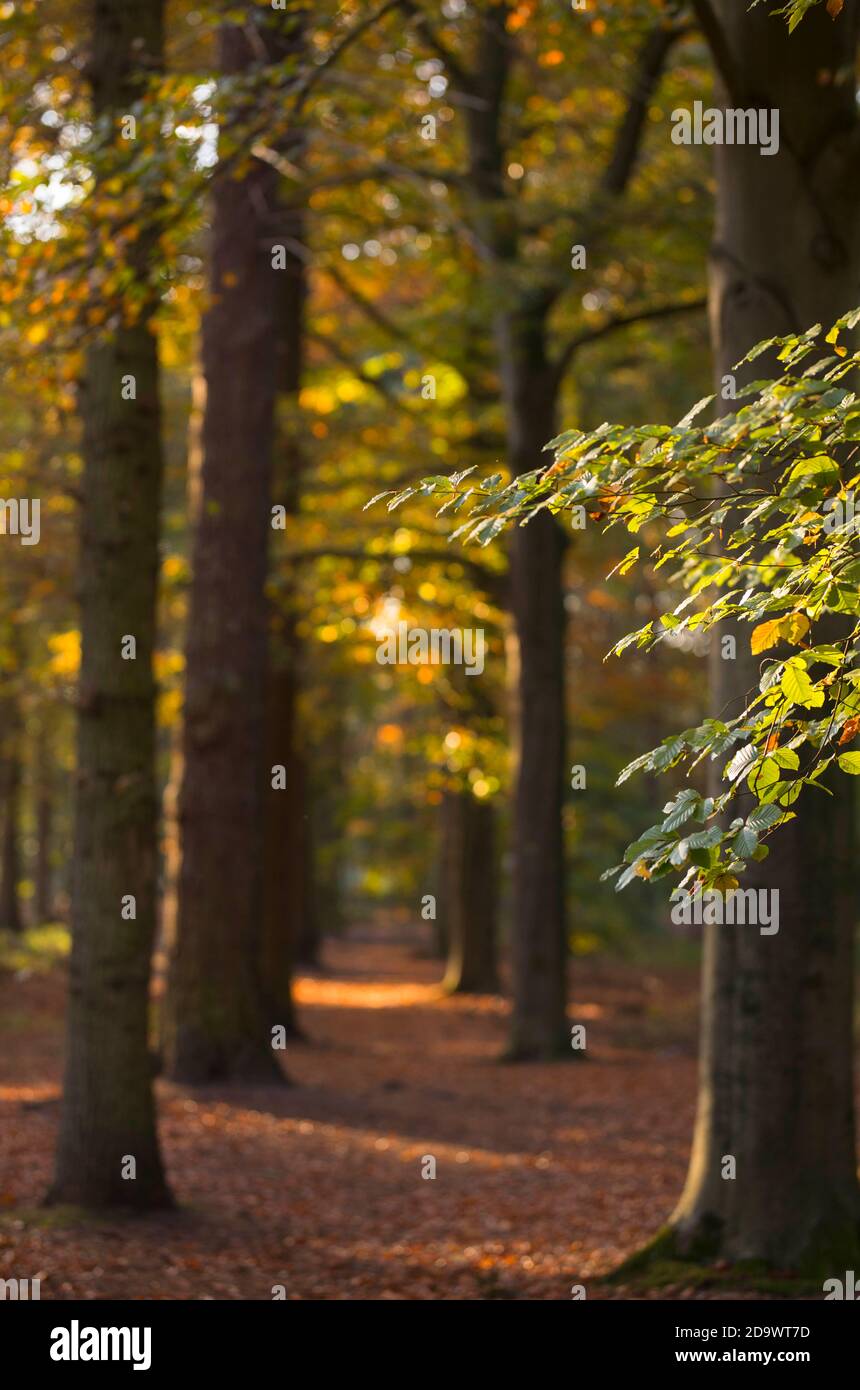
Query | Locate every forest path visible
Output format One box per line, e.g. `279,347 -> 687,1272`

1,938 -> 707,1299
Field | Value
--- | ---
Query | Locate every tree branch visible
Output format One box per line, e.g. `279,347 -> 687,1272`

294,0 -> 405,115
293,545 -> 506,599
601,21 -> 692,197
397,0 -> 474,92
307,329 -> 421,417
552,295 -> 707,385
688,0 -> 747,106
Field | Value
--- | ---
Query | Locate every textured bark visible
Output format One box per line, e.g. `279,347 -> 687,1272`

165,20 -> 291,1085
441,790 -> 498,994
670,0 -> 860,1272
47,0 -> 171,1207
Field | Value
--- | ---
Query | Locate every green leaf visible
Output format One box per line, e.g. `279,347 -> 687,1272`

780,661 -> 825,708
837,751 -> 860,774
788,454 -> 839,483
731,826 -> 759,858
747,802 -> 783,833
748,757 -> 780,795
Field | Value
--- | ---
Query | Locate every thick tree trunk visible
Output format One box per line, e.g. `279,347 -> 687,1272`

441,789 -> 498,994
669,1 -> 860,1272
165,20 -> 289,1085
47,0 -> 171,1208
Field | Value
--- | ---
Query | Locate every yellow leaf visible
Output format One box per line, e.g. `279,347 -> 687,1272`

48,629 -> 81,678
784,612 -> 809,644
750,618 -> 783,654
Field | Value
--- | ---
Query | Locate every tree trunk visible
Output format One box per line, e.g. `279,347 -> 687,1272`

503,316 -> 568,1056
441,789 -> 499,994
429,806 -> 450,961
35,722 -> 53,924
262,661 -> 305,1036
462,6 -> 569,1058
294,794 -> 322,967
47,0 -> 171,1208
300,713 -> 347,967
669,0 -> 860,1273
262,89 -> 307,1035
165,19 -> 290,1085
0,719 -> 23,934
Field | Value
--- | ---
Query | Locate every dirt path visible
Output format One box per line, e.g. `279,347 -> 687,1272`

1,938 -> 703,1299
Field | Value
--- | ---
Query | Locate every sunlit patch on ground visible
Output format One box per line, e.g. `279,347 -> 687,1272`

294,976 -> 441,1010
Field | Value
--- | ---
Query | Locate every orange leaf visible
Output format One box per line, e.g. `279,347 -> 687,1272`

750,618 -> 783,654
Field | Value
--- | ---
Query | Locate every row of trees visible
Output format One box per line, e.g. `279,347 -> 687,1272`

1,0 -> 856,1275
379,0 -> 860,1273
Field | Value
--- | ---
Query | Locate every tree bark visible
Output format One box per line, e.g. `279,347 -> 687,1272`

441,789 -> 499,994
669,0 -> 860,1273
165,18 -> 290,1085
47,0 -> 171,1208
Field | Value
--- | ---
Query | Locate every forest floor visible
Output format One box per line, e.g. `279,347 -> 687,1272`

0,931 -> 834,1300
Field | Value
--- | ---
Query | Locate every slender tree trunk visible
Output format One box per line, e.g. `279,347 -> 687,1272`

157,364 -> 205,1066
0,719 -> 23,934
262,93 -> 307,1034
295,789 -> 322,966
441,789 -> 499,994
669,0 -> 860,1272
262,661 -> 305,1036
462,5 -> 569,1057
47,0 -> 171,1208
430,804 -> 450,961
165,19 -> 290,1085
504,339 -> 568,1055
35,722 -> 53,924
299,714 -> 346,966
